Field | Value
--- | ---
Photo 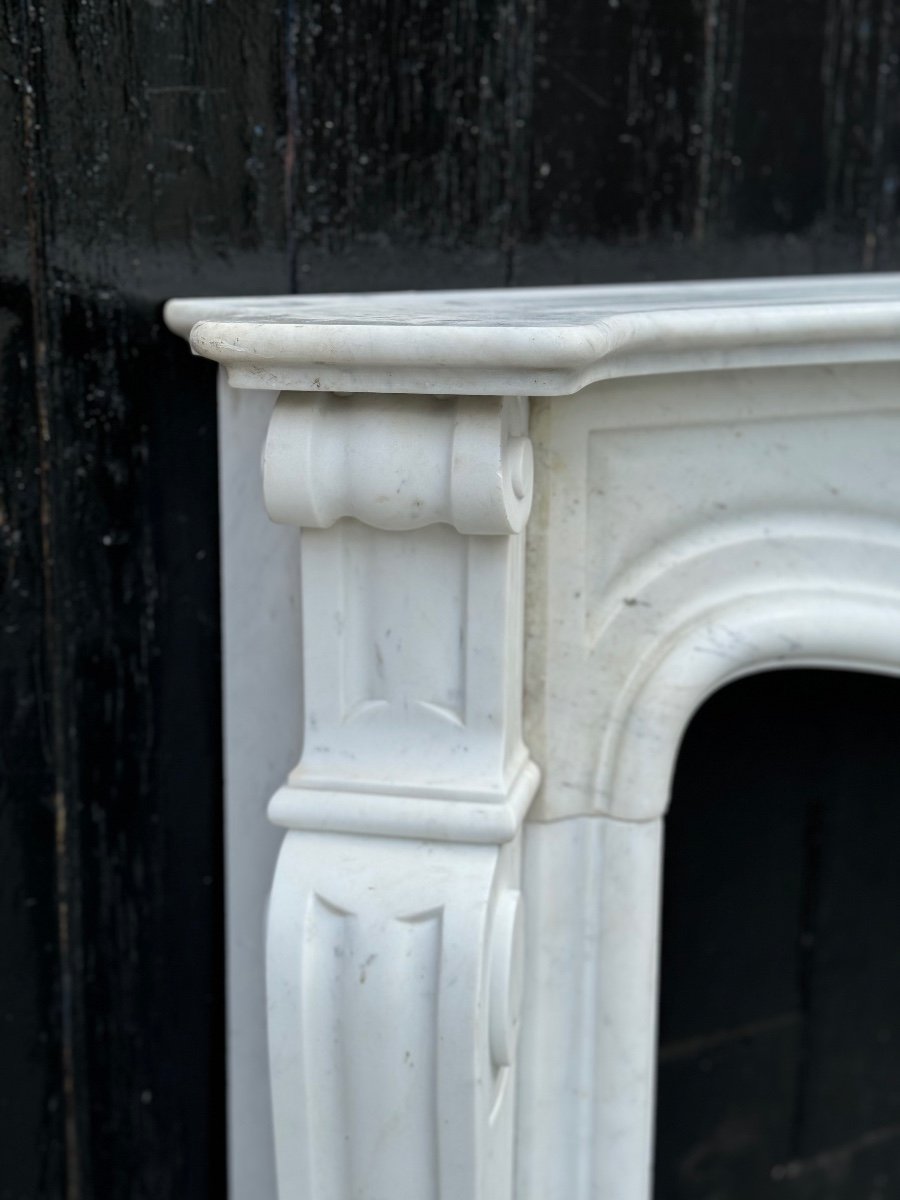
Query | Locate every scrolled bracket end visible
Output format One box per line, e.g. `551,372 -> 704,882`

262,390 -> 534,534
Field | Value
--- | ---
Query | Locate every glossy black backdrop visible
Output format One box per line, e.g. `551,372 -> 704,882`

1,1 -> 898,1197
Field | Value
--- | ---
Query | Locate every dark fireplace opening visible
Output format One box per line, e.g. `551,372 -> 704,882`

654,669 -> 900,1200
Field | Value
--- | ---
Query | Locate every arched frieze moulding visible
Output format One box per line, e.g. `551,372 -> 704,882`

165,274 -> 900,1200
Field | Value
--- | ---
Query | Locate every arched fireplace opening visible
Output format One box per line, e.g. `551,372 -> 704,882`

655,669 -> 900,1199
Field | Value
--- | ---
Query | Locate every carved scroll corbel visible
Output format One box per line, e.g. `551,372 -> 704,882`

264,391 -> 533,534
262,390 -> 538,1200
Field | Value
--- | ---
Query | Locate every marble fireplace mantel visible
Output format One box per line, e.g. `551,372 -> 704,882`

165,275 -> 900,1200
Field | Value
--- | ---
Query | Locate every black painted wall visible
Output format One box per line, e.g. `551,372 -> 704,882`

1,1 -> 898,1197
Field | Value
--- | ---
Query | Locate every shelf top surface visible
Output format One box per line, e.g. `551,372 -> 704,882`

164,274 -> 900,396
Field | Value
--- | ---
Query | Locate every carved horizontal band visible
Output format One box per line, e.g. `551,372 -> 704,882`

263,391 -> 534,534
268,759 -> 541,844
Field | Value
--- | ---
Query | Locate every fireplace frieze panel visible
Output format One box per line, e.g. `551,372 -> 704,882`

526,364 -> 900,825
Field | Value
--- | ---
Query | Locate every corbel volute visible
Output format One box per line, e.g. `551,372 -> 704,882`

165,294 -> 540,1200
264,390 -> 533,535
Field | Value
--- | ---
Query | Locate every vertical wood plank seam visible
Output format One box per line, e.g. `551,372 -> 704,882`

15,3 -> 84,1196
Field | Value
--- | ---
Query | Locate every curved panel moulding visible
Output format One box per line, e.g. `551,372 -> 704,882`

165,275 -> 900,1200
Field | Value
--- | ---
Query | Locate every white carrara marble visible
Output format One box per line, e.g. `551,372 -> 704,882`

165,274 -> 900,1200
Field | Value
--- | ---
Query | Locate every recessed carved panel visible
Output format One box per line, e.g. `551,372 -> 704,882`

339,521 -> 468,727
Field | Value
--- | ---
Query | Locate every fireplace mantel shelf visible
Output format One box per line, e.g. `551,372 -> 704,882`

165,274 -> 900,396
166,273 -> 900,1200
